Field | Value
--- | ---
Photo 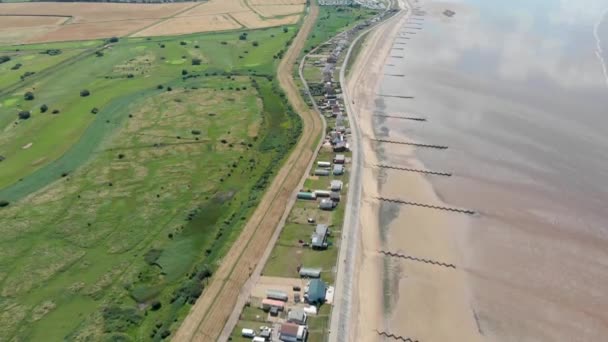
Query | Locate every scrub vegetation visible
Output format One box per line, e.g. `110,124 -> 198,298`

0,26 -> 301,341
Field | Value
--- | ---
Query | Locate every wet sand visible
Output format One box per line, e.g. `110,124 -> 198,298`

359,0 -> 608,341
348,2 -> 481,340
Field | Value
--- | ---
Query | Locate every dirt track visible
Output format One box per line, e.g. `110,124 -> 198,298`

172,2 -> 321,341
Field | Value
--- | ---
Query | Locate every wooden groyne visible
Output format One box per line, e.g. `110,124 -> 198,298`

371,138 -> 447,149
379,250 -> 457,269
376,164 -> 452,177
375,196 -> 476,215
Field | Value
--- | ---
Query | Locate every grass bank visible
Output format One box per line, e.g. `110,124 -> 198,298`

0,27 -> 302,341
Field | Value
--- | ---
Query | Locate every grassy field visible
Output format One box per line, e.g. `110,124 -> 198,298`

0,26 -> 302,341
302,5 -> 377,54
0,28 -> 294,197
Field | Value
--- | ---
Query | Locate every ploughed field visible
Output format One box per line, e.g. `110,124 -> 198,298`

0,0 -> 305,44
0,27 -> 301,341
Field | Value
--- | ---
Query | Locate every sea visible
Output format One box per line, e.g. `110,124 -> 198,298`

376,0 -> 608,340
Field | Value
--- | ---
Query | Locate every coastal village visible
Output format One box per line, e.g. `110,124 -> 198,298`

229,3 -> 394,341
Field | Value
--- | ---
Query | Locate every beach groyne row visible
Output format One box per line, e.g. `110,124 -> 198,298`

373,114 -> 425,121
378,250 -> 457,269
376,164 -> 451,176
371,138 -> 447,149
377,94 -> 414,99
374,330 -> 420,342
375,196 -> 476,215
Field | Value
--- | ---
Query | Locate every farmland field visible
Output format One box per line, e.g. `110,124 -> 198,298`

0,26 -> 301,341
0,0 -> 305,44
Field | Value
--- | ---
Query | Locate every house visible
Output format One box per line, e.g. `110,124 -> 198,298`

311,224 -> 329,249
335,125 -> 346,133
330,192 -> 341,202
287,309 -> 307,325
279,323 -> 307,342
297,192 -> 316,200
242,329 -> 255,338
261,298 -> 285,311
330,180 -> 343,191
266,289 -> 289,302
319,198 -> 335,211
313,190 -> 331,198
259,329 -> 272,340
314,169 -> 330,176
306,279 -> 327,304
333,164 -> 344,175
333,154 -> 345,164
333,141 -> 347,152
299,267 -> 322,278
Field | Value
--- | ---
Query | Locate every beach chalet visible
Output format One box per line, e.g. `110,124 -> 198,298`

299,267 -> 322,278
266,289 -> 289,302
311,224 -> 329,249
313,190 -> 331,198
330,191 -> 341,202
303,305 -> 318,315
314,169 -> 330,176
317,161 -> 332,168
242,329 -> 255,338
333,141 -> 347,152
333,164 -> 344,175
330,180 -> 343,191
333,154 -> 345,164
259,329 -> 272,340
319,198 -> 335,211
287,309 -> 307,325
262,298 -> 286,311
331,106 -> 341,117
279,323 -> 308,342
297,191 -> 316,200
306,279 -> 327,304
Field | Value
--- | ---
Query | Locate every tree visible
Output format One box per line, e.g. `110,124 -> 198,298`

238,33 -> 247,40
18,111 -> 31,120
283,27 -> 288,33
252,41 -> 259,47
24,91 -> 34,101
80,89 -> 90,97
40,104 -> 48,113
191,58 -> 201,66
108,37 -> 119,43
0,200 -> 9,208
180,41 -> 187,46
181,69 -> 188,76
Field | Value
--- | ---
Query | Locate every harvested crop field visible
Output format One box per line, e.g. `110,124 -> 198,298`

0,2 -> 194,23
28,20 -> 158,44
250,0 -> 306,5
252,4 -> 305,17
231,11 -> 300,28
0,0 -> 304,44
0,15 -> 68,28
131,15 -> 240,37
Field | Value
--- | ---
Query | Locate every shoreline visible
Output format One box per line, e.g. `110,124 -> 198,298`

346,0 -> 482,340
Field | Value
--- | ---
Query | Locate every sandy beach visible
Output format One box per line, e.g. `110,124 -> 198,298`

347,1 -> 481,340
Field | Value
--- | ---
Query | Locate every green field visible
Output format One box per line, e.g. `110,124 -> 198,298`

0,26 -> 302,341
303,5 -> 378,54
